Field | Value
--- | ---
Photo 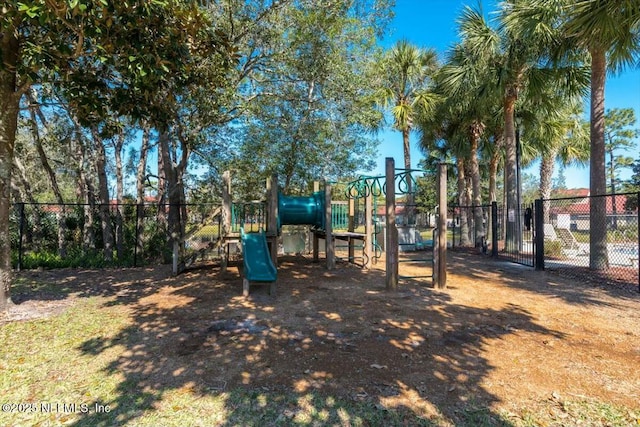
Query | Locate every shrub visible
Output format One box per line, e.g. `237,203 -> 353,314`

544,239 -> 563,258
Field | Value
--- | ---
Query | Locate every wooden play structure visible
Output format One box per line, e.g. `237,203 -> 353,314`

178,157 -> 447,295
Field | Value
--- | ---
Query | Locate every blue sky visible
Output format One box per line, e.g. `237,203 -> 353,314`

370,0 -> 640,189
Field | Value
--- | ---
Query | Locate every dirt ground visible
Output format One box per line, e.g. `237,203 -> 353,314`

4,250 -> 640,421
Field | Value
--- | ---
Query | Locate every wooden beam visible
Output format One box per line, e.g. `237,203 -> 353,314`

385,158 -> 398,290
267,174 -> 278,267
435,163 -> 447,288
325,181 -> 335,270
348,197 -> 355,262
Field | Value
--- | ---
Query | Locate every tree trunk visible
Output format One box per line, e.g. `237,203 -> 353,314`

0,31 -> 21,310
589,48 -> 608,270
27,93 -> 68,257
156,132 -> 168,241
136,124 -> 151,260
489,133 -> 503,204
74,136 -> 96,251
488,133 -> 502,244
469,121 -> 485,246
402,127 -> 414,225
539,150 -> 556,224
456,157 -> 470,246
504,91 -> 520,251
12,156 -> 43,246
158,130 -> 189,262
91,128 -> 114,262
114,133 -> 125,260
464,162 -> 473,243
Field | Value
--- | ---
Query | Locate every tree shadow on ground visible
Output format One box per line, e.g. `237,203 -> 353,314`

43,255 -> 565,426
445,249 -> 639,307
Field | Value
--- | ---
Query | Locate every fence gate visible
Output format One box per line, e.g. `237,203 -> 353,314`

495,202 -> 536,267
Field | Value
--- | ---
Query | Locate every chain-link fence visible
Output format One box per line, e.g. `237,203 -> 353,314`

540,192 -> 639,289
449,195 -> 638,290
494,203 -> 536,267
10,202 -> 224,270
449,204 -> 493,252
10,194 -> 640,290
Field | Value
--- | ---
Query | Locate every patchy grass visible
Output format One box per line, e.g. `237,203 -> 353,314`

1,297 -> 637,427
2,257 -> 639,427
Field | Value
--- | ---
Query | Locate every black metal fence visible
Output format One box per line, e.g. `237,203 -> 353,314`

10,193 -> 640,290
538,193 -> 639,290
449,204 -> 493,251
494,202 -> 536,267
450,192 -> 639,290
10,202 -> 224,270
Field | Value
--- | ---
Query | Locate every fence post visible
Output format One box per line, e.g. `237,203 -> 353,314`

18,203 -> 25,271
491,202 -> 498,257
534,199 -> 544,271
452,210 -> 456,249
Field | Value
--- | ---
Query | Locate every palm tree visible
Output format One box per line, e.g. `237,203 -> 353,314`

417,91 -> 477,247
523,94 -> 589,223
564,1 -> 640,268
476,1 -> 591,251
453,3 -> 534,250
378,40 -> 439,223
604,108 -> 637,229
435,24 -> 510,247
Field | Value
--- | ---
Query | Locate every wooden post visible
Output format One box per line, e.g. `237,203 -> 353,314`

325,181 -> 335,270
364,186 -> 372,269
313,233 -> 319,262
267,174 -> 278,267
221,170 -> 231,273
222,171 -> 231,234
385,158 -> 398,291
242,278 -> 250,297
348,197 -> 355,263
312,180 -> 321,262
435,163 -> 447,288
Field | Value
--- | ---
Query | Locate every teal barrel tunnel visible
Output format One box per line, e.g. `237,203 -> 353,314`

278,191 -> 325,229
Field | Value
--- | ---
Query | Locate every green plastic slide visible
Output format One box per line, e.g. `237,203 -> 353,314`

240,229 -> 277,282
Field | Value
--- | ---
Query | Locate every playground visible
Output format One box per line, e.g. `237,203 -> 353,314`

2,250 -> 639,426
3,161 -> 639,425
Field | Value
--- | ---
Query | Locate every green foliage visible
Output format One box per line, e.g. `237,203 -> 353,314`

609,223 -> 638,243
544,239 -> 563,258
201,0 -> 391,199
521,173 -> 540,206
552,166 -> 567,190
604,108 -> 639,194
10,203 -> 179,269
12,248 -> 122,270
622,157 -> 640,211
377,40 -> 440,135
